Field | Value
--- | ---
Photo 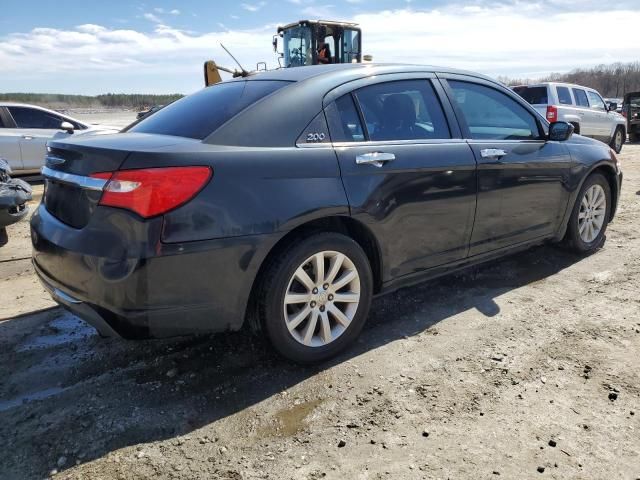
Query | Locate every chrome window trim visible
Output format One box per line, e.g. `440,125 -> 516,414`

41,166 -> 107,191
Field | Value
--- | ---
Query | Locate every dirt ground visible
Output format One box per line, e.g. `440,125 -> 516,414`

1,146 -> 639,480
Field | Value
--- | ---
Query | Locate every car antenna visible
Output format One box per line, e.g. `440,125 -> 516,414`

220,43 -> 249,77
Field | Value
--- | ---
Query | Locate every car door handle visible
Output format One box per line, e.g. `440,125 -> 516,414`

480,148 -> 508,159
355,152 -> 395,168
21,135 -> 34,140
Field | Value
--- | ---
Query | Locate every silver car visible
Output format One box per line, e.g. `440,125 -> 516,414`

514,83 -> 627,153
0,103 -> 118,174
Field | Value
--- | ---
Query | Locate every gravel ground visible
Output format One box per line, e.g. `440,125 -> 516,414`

1,145 -> 639,480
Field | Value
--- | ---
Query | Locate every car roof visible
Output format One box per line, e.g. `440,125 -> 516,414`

524,82 -> 599,92
235,63 -> 497,85
0,102 -> 53,109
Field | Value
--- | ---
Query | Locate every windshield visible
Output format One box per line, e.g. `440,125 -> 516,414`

127,80 -> 290,140
283,26 -> 313,67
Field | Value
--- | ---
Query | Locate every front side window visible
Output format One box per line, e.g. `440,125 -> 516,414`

587,91 -> 606,111
128,80 -> 290,140
352,80 -> 451,141
573,88 -> 589,108
556,86 -> 573,105
8,107 -> 63,129
448,80 -> 541,140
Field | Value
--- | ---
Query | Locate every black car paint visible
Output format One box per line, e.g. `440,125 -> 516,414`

31,64 -> 622,339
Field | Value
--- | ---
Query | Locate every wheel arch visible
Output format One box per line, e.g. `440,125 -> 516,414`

244,215 -> 383,331
569,121 -> 581,134
555,161 -> 620,242
590,164 -> 619,222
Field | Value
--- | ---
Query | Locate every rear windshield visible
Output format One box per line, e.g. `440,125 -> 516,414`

516,86 -> 548,105
128,80 -> 290,140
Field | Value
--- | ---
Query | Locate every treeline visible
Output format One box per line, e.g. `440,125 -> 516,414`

0,93 -> 184,109
497,62 -> 640,98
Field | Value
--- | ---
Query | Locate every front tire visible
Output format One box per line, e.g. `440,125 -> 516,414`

610,126 -> 625,153
564,173 -> 611,253
259,232 -> 373,363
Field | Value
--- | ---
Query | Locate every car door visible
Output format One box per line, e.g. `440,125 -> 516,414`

325,76 -> 477,281
586,90 -> 611,141
440,76 -> 572,256
6,106 -> 71,170
0,107 -> 24,171
572,88 -> 596,137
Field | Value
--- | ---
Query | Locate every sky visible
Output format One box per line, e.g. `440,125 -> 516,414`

2,0 -> 640,95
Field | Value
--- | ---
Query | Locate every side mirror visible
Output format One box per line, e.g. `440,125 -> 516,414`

60,121 -> 74,134
548,121 -> 574,141
608,102 -> 617,112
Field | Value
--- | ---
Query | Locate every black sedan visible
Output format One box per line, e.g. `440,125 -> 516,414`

31,64 -> 622,363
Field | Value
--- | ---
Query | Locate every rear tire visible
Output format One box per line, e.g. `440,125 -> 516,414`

258,232 -> 373,364
570,123 -> 580,135
610,126 -> 625,153
564,173 -> 611,253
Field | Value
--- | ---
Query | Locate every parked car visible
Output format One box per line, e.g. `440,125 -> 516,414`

0,103 -> 119,174
136,105 -> 165,120
31,64 -> 622,363
513,83 -> 626,153
622,91 -> 640,142
0,158 -> 31,235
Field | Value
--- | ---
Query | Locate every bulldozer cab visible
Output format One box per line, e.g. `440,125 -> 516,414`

275,20 -> 361,67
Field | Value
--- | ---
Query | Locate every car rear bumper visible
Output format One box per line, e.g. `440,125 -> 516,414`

31,204 -> 279,338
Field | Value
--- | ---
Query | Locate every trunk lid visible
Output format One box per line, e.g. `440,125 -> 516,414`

43,133 -> 192,228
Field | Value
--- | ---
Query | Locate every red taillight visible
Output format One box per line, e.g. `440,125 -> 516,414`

546,105 -> 558,122
90,166 -> 212,218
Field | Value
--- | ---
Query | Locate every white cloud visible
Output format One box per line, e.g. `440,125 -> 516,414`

2,3 -> 640,93
241,2 -> 266,12
170,9 -> 180,15
143,13 -> 162,23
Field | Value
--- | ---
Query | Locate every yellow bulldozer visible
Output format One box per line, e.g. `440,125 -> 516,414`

204,19 -> 368,86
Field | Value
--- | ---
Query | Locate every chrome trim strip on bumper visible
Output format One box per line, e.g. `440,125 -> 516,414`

52,288 -> 82,305
41,166 -> 107,191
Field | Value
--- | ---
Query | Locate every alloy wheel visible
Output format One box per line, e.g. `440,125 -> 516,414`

615,130 -> 623,152
578,184 -> 607,243
283,251 -> 360,347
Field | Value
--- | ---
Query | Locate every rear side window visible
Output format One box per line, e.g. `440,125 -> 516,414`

573,88 -> 589,107
331,94 -> 365,142
448,80 -> 540,141
8,107 -> 63,129
517,86 -> 548,105
128,80 -> 290,140
556,86 -> 573,105
353,80 -> 450,141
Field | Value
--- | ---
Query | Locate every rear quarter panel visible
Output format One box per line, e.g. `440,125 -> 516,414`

120,144 -> 350,243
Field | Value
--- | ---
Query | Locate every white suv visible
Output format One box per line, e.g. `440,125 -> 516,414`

0,103 -> 119,174
514,83 -> 626,153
